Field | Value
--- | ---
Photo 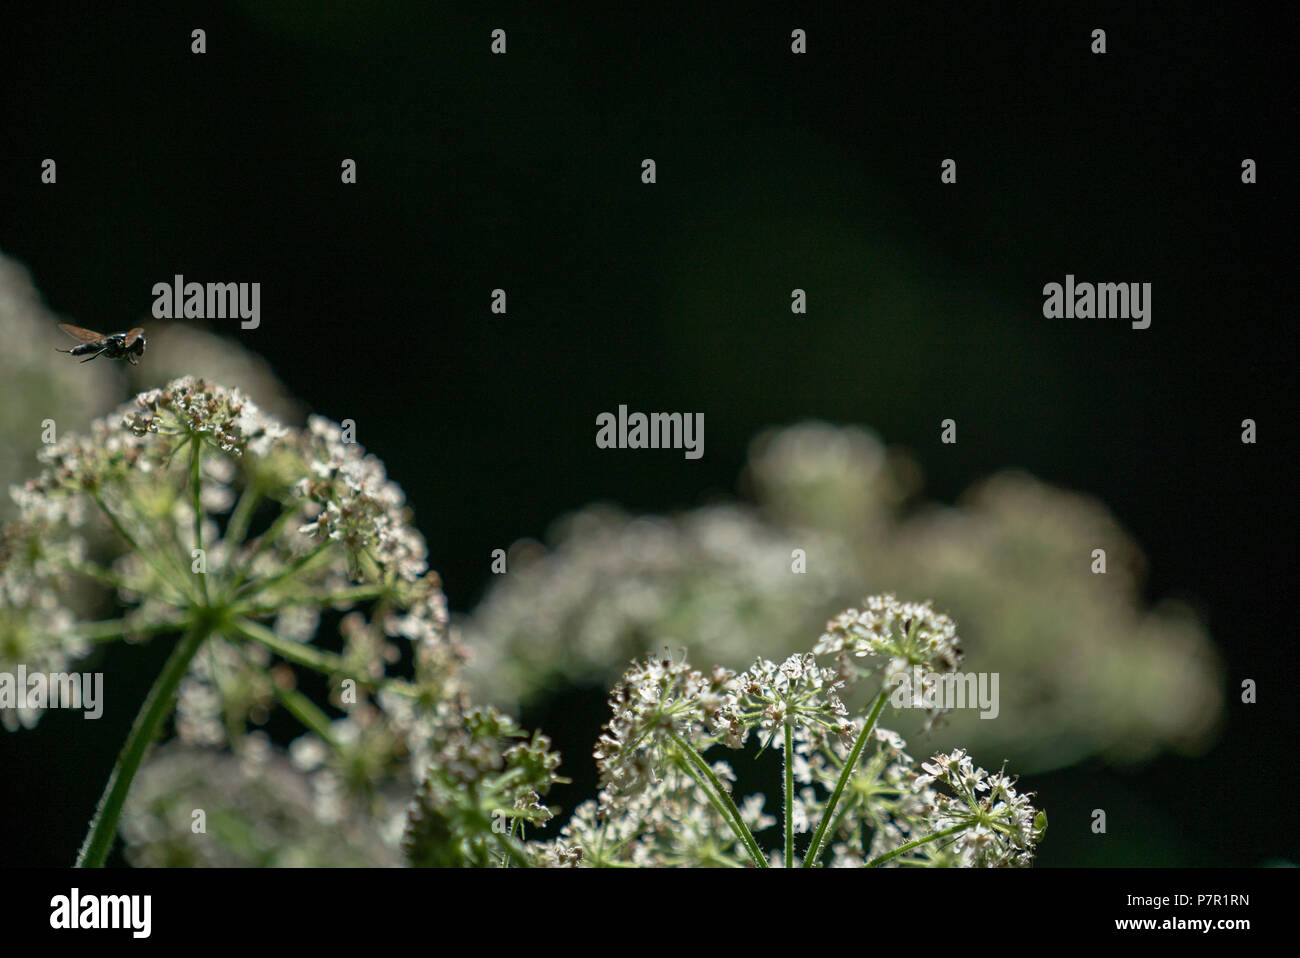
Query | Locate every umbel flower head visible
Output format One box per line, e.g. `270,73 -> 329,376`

551,600 -> 1044,869
815,594 -> 962,731
816,593 -> 963,680
732,653 -> 853,751
911,748 -> 1046,867
4,378 -> 458,718
0,377 -> 501,865
593,652 -> 739,805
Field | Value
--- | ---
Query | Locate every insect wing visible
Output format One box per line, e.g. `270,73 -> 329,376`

123,327 -> 146,347
58,322 -> 107,344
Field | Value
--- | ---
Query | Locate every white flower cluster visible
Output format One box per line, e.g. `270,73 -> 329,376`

125,377 -> 289,457
816,594 -> 963,729
3,369 -> 1056,868
296,416 -> 428,583
402,705 -> 567,867
816,593 -> 962,679
557,602 -> 1041,867
732,653 -> 853,750
593,653 -> 738,805
536,766 -> 775,868
2,377 -> 482,867
911,748 -> 1045,867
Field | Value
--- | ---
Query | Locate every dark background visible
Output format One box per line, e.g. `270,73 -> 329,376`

0,2 -> 1294,866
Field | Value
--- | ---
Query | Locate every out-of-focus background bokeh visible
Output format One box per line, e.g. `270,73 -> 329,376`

0,3 -> 1293,866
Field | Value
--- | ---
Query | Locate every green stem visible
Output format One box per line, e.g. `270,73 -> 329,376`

273,684 -> 339,747
671,756 -> 755,867
502,817 -> 522,868
669,730 -> 766,868
223,503 -> 303,594
71,617 -> 189,644
230,617 -> 417,697
233,583 -> 388,618
89,489 -> 194,604
190,438 -> 210,603
802,689 -> 887,868
234,540 -> 332,601
75,624 -> 211,867
494,833 -> 534,868
122,479 -> 202,601
865,824 -> 966,867
783,722 -> 794,868
62,559 -> 126,589
223,482 -> 262,553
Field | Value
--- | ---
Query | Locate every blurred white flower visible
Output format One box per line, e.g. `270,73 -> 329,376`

460,422 -> 1223,773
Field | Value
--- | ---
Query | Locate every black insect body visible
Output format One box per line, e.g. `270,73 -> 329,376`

56,323 -> 147,365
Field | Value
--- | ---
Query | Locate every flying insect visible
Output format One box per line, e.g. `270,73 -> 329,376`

56,323 -> 147,365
